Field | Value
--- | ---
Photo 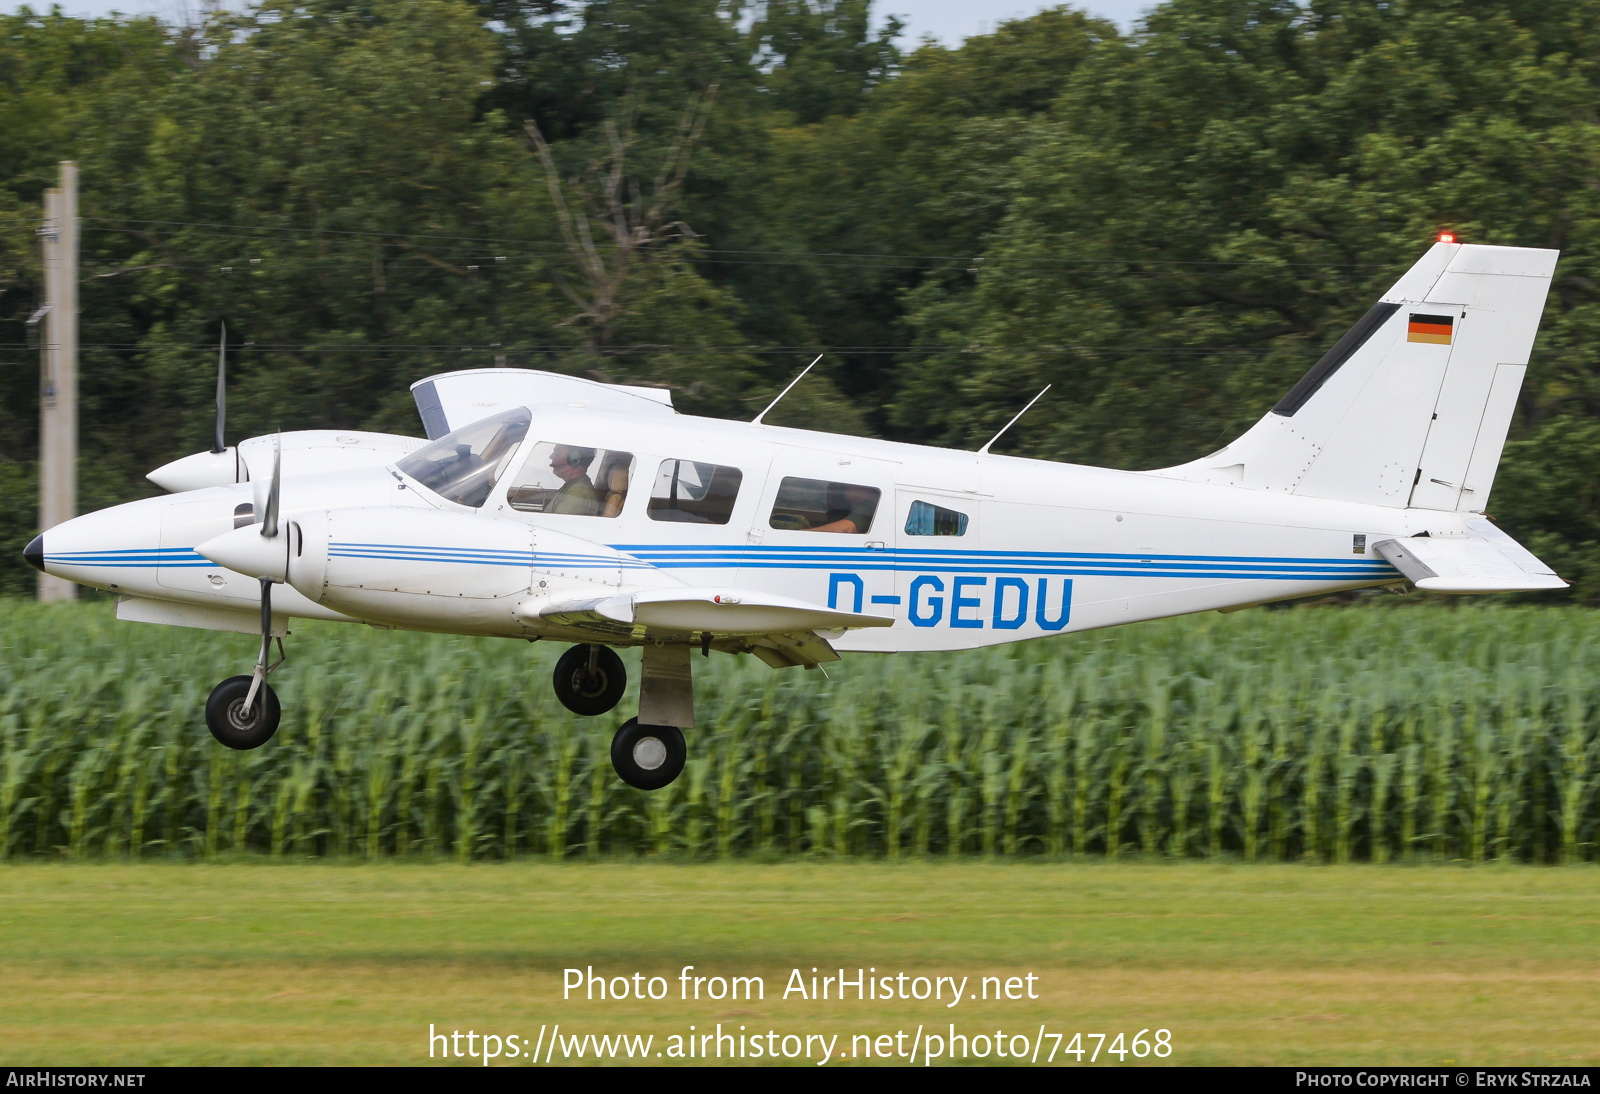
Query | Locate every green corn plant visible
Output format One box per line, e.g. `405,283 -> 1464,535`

1138,660 -> 1171,857
1465,687 -> 1497,864
1238,706 -> 1266,863
1198,681 -> 1232,860
1334,696 -> 1363,865
1001,707 -> 1035,857
1428,681 -> 1458,860
943,696 -> 969,857
3,600 -> 1599,862
1042,666 -> 1076,857
1556,667 -> 1592,865
583,729 -> 606,858
1368,684 -> 1394,865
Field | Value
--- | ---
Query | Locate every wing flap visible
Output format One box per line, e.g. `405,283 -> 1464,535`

1374,521 -> 1567,592
520,586 -> 885,667
523,586 -> 892,636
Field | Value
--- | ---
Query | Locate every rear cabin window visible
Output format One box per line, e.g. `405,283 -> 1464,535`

648,459 -> 743,525
768,477 -> 881,535
905,499 -> 968,537
505,443 -> 635,518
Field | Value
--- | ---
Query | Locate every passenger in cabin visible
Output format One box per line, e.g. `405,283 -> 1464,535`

812,482 -> 878,534
546,445 -> 601,515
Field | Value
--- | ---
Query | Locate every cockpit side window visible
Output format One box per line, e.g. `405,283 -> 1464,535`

505,442 -> 635,517
769,476 -> 880,534
905,499 -> 968,536
648,459 -> 743,525
395,407 -> 531,508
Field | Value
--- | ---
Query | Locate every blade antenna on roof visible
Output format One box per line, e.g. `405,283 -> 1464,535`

978,384 -> 1051,455
752,354 -> 823,426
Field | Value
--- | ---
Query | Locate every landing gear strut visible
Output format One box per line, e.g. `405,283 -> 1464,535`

552,644 -> 626,716
206,576 -> 285,750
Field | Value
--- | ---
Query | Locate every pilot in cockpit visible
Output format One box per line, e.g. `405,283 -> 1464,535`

546,445 -> 601,515
811,482 -> 877,534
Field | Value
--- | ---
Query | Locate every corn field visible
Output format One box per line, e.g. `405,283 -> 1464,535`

1,600 -> 1598,863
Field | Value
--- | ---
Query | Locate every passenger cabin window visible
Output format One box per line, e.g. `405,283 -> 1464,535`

395,407 -> 531,508
768,476 -> 881,535
648,459 -> 743,525
905,499 -> 968,537
506,443 -> 635,518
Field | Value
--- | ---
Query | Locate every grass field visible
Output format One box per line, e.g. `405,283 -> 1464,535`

2,861 -> 1597,1066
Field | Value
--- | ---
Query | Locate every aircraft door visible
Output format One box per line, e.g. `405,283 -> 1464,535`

748,448 -> 898,619
895,491 -> 983,635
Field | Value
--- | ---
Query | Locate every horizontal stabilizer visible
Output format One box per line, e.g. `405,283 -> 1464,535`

1373,519 -> 1566,592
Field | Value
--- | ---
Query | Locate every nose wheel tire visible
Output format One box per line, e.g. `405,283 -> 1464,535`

553,644 -> 626,716
610,718 -> 686,790
205,675 -> 281,750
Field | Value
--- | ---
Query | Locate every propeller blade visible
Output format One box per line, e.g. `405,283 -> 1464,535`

212,321 -> 226,454
260,435 -> 280,538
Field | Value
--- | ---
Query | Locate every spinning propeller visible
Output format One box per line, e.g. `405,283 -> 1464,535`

212,321 -> 227,454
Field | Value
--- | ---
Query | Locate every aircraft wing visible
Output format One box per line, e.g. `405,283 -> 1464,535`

521,586 -> 893,668
1373,519 -> 1567,592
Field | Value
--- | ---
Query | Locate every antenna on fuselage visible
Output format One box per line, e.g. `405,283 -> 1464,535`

977,384 -> 1051,456
211,321 -> 227,453
752,354 -> 823,426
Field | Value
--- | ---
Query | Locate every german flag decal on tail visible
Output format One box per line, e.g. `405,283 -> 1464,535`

1407,313 -> 1454,345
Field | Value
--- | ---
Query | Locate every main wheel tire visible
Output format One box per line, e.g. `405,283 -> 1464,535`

553,644 -> 626,716
610,718 -> 686,791
205,675 -> 281,750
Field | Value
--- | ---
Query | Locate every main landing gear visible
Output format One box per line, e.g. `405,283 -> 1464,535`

552,643 -> 626,716
554,641 -> 695,792
206,576 -> 285,750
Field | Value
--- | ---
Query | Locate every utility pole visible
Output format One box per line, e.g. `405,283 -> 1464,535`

38,161 -> 77,602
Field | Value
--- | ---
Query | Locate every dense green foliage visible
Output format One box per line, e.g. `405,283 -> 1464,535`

3,1 -> 1600,599
3,602 -> 1597,862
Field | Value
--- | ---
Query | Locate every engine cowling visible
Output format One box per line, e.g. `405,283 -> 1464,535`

210,506 -> 664,637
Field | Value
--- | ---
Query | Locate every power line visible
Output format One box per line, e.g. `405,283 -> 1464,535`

0,341 -> 1286,356
72,216 -> 1401,270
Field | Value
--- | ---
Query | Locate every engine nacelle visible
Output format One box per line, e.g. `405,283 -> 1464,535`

287,507 -> 665,636
148,431 -> 424,493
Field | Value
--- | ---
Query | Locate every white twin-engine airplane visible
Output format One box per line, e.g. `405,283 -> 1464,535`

25,240 -> 1567,790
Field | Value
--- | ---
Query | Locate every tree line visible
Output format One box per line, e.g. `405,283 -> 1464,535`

1,0 -> 1597,601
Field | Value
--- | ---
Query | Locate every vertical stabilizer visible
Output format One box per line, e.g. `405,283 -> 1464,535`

1155,242 -> 1556,512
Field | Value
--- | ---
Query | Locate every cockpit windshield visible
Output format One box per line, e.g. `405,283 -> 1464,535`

396,407 -> 531,508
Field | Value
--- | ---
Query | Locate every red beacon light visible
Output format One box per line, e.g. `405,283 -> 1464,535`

1438,232 -> 1456,244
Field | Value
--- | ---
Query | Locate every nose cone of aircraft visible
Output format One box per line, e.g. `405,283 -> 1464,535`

23,533 -> 44,572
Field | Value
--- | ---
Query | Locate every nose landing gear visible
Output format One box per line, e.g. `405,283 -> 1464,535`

205,673 -> 281,749
206,576 -> 286,750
